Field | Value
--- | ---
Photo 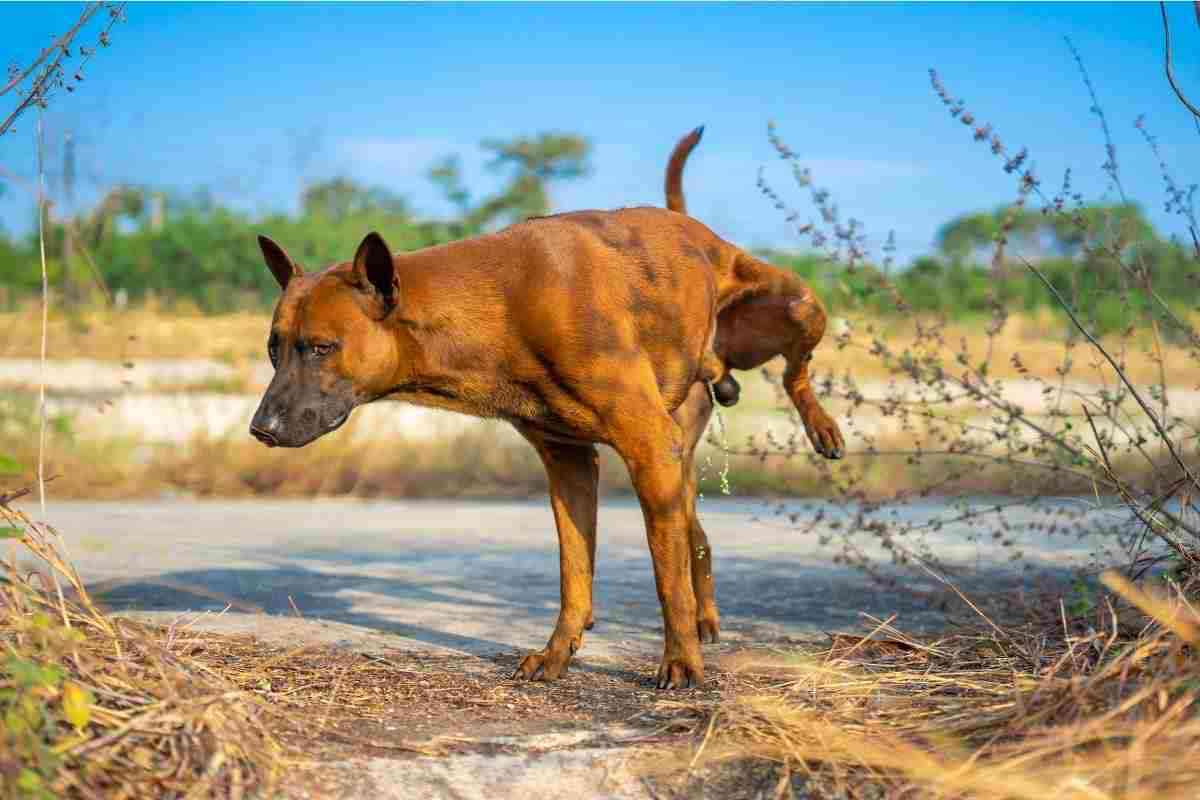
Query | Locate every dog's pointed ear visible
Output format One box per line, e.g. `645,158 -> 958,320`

352,231 -> 398,314
258,235 -> 302,290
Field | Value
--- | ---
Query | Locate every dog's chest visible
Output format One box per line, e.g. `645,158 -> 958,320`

388,375 -> 539,420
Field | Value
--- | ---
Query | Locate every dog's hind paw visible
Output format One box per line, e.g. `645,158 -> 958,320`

801,405 -> 845,460
656,654 -> 704,690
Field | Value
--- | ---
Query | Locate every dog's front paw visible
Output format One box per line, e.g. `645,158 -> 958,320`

801,405 -> 845,460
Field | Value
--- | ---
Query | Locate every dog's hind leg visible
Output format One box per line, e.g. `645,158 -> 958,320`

512,431 -> 599,681
672,380 -> 720,643
605,368 -> 703,689
715,255 -> 845,459
780,298 -> 845,459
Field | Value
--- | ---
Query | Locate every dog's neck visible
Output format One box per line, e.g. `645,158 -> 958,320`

375,256 -> 507,418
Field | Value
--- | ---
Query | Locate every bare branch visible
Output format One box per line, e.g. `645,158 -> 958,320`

0,3 -> 125,138
0,3 -> 101,97
1161,1 -> 1200,122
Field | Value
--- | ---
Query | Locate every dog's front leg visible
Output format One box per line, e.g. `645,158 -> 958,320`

513,432 -> 599,681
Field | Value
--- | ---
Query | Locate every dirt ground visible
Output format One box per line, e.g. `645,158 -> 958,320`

191,636 -> 819,799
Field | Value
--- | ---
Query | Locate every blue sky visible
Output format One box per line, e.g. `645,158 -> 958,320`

1,2 -> 1198,265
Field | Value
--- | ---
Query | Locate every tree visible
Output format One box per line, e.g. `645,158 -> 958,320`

478,133 -> 591,224
426,133 -> 593,232
81,185 -> 145,246
300,178 -> 410,222
427,156 -> 476,237
937,203 -> 1155,274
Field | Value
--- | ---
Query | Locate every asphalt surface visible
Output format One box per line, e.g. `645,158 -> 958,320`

26,497 -> 1123,660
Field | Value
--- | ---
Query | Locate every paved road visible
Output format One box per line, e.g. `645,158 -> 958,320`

25,497 -> 1125,661
16,497 -> 1136,798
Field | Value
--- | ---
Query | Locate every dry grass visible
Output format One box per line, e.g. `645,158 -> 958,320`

0,423 -> 1099,502
4,483 -> 1196,800
0,499 -> 286,798
827,309 -> 1200,387
2,303 -> 1195,503
0,493 -> 515,798
1,306 -> 1197,389
0,423 -> 587,500
652,568 -> 1200,799
1,401 -> 1186,502
0,305 -> 268,365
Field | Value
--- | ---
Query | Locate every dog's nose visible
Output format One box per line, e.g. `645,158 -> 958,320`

249,409 -> 282,447
249,424 -> 278,447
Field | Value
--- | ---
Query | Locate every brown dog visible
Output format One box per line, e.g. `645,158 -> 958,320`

250,128 -> 844,689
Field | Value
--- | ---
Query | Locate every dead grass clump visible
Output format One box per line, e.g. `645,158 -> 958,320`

5,410 -> 1183,502
0,499 -> 285,798
4,305 -> 1196,389
825,309 -> 1200,386
661,572 -> 1200,799
0,305 -> 269,365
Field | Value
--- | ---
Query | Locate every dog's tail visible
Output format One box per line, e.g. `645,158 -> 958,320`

664,125 -> 704,215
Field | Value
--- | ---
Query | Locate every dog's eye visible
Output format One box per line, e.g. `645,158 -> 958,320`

309,342 -> 335,358
268,336 -> 279,368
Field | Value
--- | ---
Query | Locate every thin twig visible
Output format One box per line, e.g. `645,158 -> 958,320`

35,111 -> 72,628
1083,406 -> 1193,560
71,235 -> 113,306
0,4 -> 102,97
1161,1 -> 1200,122
0,3 -> 105,137
910,558 -> 1011,645
1020,256 -> 1197,491
1101,570 -> 1200,645
0,487 -> 32,508
36,111 -> 49,517
688,710 -> 719,774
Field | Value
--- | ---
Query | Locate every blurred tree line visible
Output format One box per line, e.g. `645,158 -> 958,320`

766,202 -> 1198,334
0,129 -> 1195,332
0,132 -> 591,312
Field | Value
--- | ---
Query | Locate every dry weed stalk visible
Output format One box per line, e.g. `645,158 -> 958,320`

727,43 -> 1200,594
655,42 -> 1200,797
1,3 -> 126,139
659,574 -> 1200,799
0,499 -> 285,797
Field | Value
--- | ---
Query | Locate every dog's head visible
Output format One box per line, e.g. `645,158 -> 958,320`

249,232 -> 404,448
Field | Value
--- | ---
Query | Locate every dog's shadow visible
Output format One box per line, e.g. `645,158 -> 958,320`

92,556 -> 566,655
89,552 -> 674,683
86,541 -> 1057,670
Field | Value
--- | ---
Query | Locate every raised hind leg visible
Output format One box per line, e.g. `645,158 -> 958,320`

715,282 -> 845,459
